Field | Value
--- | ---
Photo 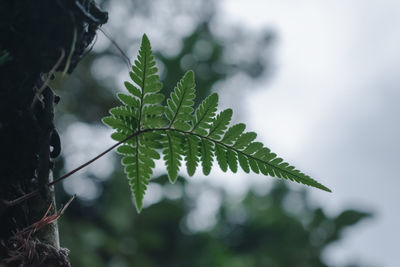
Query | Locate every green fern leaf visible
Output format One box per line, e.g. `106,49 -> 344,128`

131,133 -> 160,212
124,81 -> 141,98
109,106 -> 135,118
102,34 -> 168,211
237,153 -> 250,173
162,131 -> 184,183
103,34 -> 331,213
102,115 -> 137,135
132,34 -> 164,130
200,139 -> 214,175
234,132 -> 257,150
243,142 -> 263,154
184,134 -> 201,176
117,93 -> 140,108
143,106 -> 164,116
117,144 -> 135,155
208,109 -> 232,140
165,70 -> 196,130
215,143 -> 228,172
192,93 -> 218,136
102,116 -> 126,131
142,116 -> 167,128
222,123 -> 246,145
226,149 -> 238,173
248,157 -> 260,173
111,132 -> 126,142
143,93 -> 164,105
142,132 -> 164,149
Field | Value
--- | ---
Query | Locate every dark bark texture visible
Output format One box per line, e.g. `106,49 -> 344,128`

0,0 -> 107,265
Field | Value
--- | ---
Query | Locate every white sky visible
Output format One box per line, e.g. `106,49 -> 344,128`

219,1 -> 400,266
60,1 -> 400,265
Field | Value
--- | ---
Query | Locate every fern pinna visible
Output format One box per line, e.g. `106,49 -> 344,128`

103,34 -> 331,212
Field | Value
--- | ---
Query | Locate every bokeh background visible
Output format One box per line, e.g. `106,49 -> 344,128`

52,0 -> 400,266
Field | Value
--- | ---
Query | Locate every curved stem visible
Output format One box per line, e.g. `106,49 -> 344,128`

6,130 -> 146,208
49,131 -> 140,187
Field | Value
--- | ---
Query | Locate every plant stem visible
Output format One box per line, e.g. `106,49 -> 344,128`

98,27 -> 132,69
49,131 -> 140,186
5,130 -> 144,208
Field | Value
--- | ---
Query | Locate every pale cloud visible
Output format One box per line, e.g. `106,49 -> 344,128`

219,1 -> 400,266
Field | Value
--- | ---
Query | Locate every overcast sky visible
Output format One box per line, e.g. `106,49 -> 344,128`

218,1 -> 400,266
61,1 -> 400,266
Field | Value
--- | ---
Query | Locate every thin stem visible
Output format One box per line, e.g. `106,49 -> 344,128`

49,130 -> 140,186
98,27 -> 131,69
7,121 -> 321,209
5,130 -> 145,208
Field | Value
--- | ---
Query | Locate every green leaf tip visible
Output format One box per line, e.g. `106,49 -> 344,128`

141,33 -> 150,44
102,34 -> 331,212
134,196 -> 143,213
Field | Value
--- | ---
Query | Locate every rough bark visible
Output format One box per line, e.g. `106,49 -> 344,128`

0,0 -> 107,265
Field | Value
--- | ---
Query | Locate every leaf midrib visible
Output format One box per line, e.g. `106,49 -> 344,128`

166,132 -> 176,179
191,105 -> 210,132
135,135 -> 141,206
169,85 -> 190,128
137,48 -> 147,130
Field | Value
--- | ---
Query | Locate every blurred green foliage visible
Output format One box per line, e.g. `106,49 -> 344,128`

59,176 -> 370,267
52,1 -> 371,266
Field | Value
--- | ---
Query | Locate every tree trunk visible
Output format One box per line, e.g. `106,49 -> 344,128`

0,1 -> 107,265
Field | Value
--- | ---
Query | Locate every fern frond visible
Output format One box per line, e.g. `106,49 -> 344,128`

129,34 -> 164,130
103,34 -> 331,213
123,132 -> 161,212
102,34 -> 167,211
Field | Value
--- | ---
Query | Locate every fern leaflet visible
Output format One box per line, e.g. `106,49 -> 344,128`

165,70 -> 196,131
